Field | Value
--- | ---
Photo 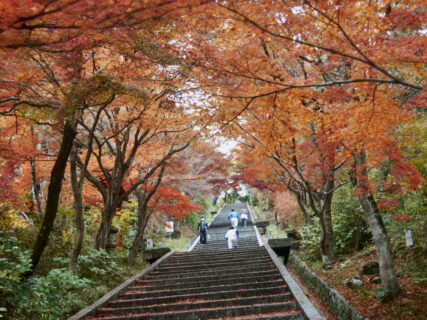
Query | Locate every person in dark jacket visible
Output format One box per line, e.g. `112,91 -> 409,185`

197,215 -> 208,244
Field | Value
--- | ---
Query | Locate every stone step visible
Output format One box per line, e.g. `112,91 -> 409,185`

194,244 -> 260,250
89,302 -> 299,320
135,273 -> 281,289
124,279 -> 286,298
195,240 -> 260,244
110,287 -> 291,308
179,246 -> 265,254
212,312 -> 305,320
132,274 -> 283,291
159,255 -> 269,267
186,240 -> 260,247
142,269 -> 279,283
167,253 -> 268,264
167,250 -> 267,260
171,248 -> 265,259
146,265 -> 278,279
194,245 -> 261,251
155,258 -> 271,271
97,295 -> 295,317
73,204 -> 311,320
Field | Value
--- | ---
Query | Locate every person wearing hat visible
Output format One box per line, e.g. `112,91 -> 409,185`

197,215 -> 208,244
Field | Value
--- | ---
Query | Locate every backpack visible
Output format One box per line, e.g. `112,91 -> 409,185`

200,220 -> 208,231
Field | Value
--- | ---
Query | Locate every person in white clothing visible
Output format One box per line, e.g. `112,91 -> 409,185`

225,226 -> 239,249
239,209 -> 249,228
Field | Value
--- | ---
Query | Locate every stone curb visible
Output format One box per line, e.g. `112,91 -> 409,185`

289,254 -> 368,320
264,243 -> 325,320
67,250 -> 175,320
246,203 -> 264,246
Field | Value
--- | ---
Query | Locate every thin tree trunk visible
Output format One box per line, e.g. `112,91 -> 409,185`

318,192 -> 335,266
354,215 -> 361,250
30,157 -> 43,219
128,202 -> 147,264
69,147 -> 84,275
128,163 -> 166,264
27,122 -> 77,275
351,152 -> 400,296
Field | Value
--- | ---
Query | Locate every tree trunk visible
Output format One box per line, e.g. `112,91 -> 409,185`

352,152 -> 400,296
128,164 -> 166,264
128,205 -> 147,265
318,192 -> 335,266
30,157 -> 43,220
27,122 -> 77,275
307,179 -> 336,266
95,210 -> 112,250
69,147 -> 85,275
295,192 -> 313,224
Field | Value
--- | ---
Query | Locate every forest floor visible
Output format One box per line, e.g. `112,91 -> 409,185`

291,250 -> 427,320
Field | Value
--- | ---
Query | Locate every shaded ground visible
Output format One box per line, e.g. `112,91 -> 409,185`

291,251 -> 427,320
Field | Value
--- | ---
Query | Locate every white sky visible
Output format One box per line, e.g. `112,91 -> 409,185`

217,140 -> 238,155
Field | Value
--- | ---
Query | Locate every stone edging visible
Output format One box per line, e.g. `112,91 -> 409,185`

246,203 -> 264,246
264,243 -> 325,320
289,254 -> 367,320
68,250 -> 175,320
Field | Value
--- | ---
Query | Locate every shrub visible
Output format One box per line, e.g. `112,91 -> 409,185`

0,231 -> 32,318
78,248 -> 120,286
16,268 -> 90,319
298,218 -> 322,261
0,231 -> 89,320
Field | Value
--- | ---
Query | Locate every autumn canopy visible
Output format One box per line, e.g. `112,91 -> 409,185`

0,0 -> 425,313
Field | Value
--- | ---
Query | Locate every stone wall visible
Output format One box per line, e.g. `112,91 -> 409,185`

289,254 -> 367,320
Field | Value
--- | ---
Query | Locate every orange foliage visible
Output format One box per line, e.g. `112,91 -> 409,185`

272,192 -> 304,227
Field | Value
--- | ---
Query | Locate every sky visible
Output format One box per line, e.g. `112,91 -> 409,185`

217,139 -> 238,155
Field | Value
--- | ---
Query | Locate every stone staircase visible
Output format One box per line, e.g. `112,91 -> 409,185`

193,203 -> 258,251
73,203 -> 321,320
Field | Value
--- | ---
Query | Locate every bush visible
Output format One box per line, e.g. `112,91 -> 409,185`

78,248 -> 120,285
298,218 -> 322,261
0,231 -> 89,319
17,268 -> 89,320
333,205 -> 371,255
0,231 -> 32,318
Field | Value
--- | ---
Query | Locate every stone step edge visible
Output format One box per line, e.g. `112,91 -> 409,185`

211,311 -> 305,320
176,246 -> 264,253
110,287 -> 291,308
170,250 -> 266,260
97,294 -> 295,316
129,278 -> 286,293
118,283 -> 289,300
124,280 -> 287,296
161,255 -> 269,266
86,301 -> 298,320
156,258 -> 271,270
141,269 -> 279,283
132,274 -> 282,290
173,247 -> 266,258
146,265 -> 277,278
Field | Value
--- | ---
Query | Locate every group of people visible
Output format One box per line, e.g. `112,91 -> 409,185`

197,207 -> 250,249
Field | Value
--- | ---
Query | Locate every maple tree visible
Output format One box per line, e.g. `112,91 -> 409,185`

170,0 -> 426,296
0,0 -> 425,309
0,0 -> 212,274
